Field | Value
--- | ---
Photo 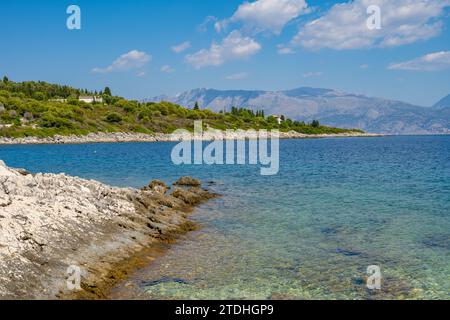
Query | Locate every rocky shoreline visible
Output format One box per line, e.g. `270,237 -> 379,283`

0,131 -> 383,145
0,160 -> 217,299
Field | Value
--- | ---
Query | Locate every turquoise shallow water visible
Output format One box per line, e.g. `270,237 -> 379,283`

1,136 -> 449,299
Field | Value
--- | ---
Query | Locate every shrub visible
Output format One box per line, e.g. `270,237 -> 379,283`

138,108 -> 153,120
156,104 -> 169,116
40,113 -> 73,128
105,112 -> 123,123
33,92 -> 46,101
141,116 -> 151,124
123,102 -> 136,113
67,97 -> 79,105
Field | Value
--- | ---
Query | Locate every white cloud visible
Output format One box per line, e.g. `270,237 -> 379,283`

388,51 -> 450,71
198,16 -> 218,32
226,72 -> 249,80
360,64 -> 369,69
160,65 -> 175,73
92,50 -> 151,73
217,0 -> 308,35
302,71 -> 323,78
214,20 -> 227,33
171,41 -> 191,53
186,30 -> 261,69
136,71 -> 147,77
277,44 -> 295,55
293,0 -> 450,50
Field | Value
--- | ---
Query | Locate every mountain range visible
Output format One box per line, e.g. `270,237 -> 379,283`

150,87 -> 450,134
433,94 -> 450,110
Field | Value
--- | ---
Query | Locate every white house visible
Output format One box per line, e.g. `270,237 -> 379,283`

79,96 -> 103,103
272,115 -> 283,125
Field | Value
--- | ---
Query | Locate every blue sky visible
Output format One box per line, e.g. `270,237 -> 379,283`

1,0 -> 449,106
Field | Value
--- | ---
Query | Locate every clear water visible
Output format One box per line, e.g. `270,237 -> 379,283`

0,136 -> 449,299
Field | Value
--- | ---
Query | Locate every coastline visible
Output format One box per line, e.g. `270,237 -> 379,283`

0,131 -> 383,145
0,161 -> 217,299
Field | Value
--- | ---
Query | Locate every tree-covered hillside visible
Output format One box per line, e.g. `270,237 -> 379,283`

0,78 -> 363,138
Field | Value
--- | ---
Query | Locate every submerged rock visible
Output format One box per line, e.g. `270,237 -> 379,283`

141,277 -> 189,287
320,227 -> 339,235
335,248 -> 363,257
422,234 -> 450,250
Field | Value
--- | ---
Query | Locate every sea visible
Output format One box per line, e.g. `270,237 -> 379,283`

1,135 -> 449,299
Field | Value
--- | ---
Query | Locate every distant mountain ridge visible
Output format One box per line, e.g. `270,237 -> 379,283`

149,87 -> 450,134
433,94 -> 450,109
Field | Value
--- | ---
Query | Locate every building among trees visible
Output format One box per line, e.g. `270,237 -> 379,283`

78,95 -> 103,103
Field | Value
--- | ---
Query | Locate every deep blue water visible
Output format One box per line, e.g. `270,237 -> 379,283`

1,136 -> 449,299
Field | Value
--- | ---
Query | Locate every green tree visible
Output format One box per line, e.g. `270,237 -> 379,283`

311,120 -> 320,128
194,101 -> 200,110
2,76 -> 8,83
104,87 -> 112,96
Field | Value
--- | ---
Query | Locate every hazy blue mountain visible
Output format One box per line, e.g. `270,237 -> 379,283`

433,94 -> 450,109
149,87 -> 450,134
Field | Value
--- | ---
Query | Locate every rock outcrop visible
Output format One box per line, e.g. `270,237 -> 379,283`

174,176 -> 202,187
0,160 -> 216,299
